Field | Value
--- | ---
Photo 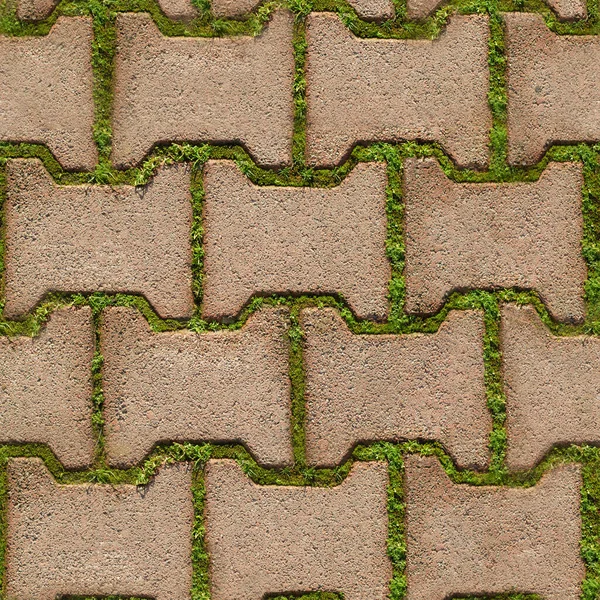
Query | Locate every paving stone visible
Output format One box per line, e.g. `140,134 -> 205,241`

404,158 -> 586,323
101,306 -> 293,468
405,0 -> 445,19
14,0 -> 58,20
0,308 -> 94,469
0,18 -> 97,171
405,455 -> 584,600
112,11 -> 294,168
5,458 -> 193,600
205,459 -> 391,600
202,161 -> 390,321
305,14 -> 490,168
346,0 -> 395,20
4,159 -> 194,320
302,308 -> 490,469
211,0 -> 260,17
157,0 -> 198,20
506,13 -> 599,166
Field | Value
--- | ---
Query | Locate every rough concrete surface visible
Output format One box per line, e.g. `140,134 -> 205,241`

101,306 -> 293,468
5,458 -> 194,600
404,158 -> 586,323
4,159 -> 194,320
302,308 -> 490,469
405,455 -> 584,600
202,160 -> 390,321
205,459 -> 391,600
0,308 -> 95,469
157,0 -> 198,20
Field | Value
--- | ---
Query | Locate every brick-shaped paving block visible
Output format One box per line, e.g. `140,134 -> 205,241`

405,455 -> 584,600
205,459 -> 391,600
203,161 -> 390,321
0,308 -> 94,469
302,308 -> 490,469
404,158 -> 586,323
501,303 -> 600,470
5,458 -> 193,600
102,306 -> 292,467
112,11 -> 294,168
4,159 -> 193,320
506,13 -> 600,166
305,14 -> 490,168
0,18 -> 96,170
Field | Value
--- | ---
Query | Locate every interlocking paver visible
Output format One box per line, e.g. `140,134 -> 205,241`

4,159 -> 193,320
506,13 -> 600,165
205,459 -> 391,600
0,308 -> 94,469
405,455 -> 584,600
404,158 -> 586,322
101,306 -> 292,467
305,14 -> 490,168
5,458 -> 193,600
0,18 -> 96,171
302,308 -> 490,469
112,11 -> 294,168
202,161 -> 390,321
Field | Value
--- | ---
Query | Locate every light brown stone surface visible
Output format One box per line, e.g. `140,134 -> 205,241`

305,14 -> 490,168
112,11 -> 294,168
202,161 -> 390,321
405,455 -> 584,600
506,13 -> 599,166
157,0 -> 198,20
211,0 -> 260,17
14,0 -> 58,20
0,18 -> 97,170
4,159 -> 193,320
5,458 -> 193,600
347,0 -> 395,20
501,303 -> 600,470
302,308 -> 490,469
404,158 -> 586,323
205,459 -> 391,600
101,306 -> 293,468
406,0 -> 445,19
0,308 -> 94,469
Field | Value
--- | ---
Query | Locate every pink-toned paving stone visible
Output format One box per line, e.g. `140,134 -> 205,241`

101,306 -> 293,468
112,11 -> 294,168
305,13 -> 490,168
202,161 -> 390,321
157,0 -> 198,20
302,308 -> 490,469
404,158 -> 586,323
0,308 -> 94,469
205,459 -> 391,600
0,18 -> 97,171
506,13 -> 600,166
5,458 -> 193,600
501,303 -> 600,471
4,159 -> 194,320
211,0 -> 260,17
14,0 -> 58,20
405,455 -> 584,600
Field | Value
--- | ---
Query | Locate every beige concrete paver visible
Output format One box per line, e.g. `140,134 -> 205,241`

4,159 -> 193,320
5,458 -> 193,600
202,161 -> 390,321
0,308 -> 94,469
101,306 -> 293,467
405,455 -> 584,600
404,158 -> 586,323
157,0 -> 198,20
205,459 -> 391,600
305,14 -> 490,168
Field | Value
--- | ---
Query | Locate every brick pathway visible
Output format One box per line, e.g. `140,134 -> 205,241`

0,0 -> 599,598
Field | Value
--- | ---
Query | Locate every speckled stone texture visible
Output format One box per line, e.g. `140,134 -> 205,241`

157,0 -> 198,20
5,458 -> 194,600
0,18 -> 96,170
302,308 -> 490,469
0,308 -> 94,469
4,159 -> 193,320
405,455 -> 584,600
506,13 -> 599,166
101,306 -> 293,468
305,14 -> 490,168
404,158 -> 586,323
202,161 -> 390,321
205,459 -> 391,600
112,11 -> 294,168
